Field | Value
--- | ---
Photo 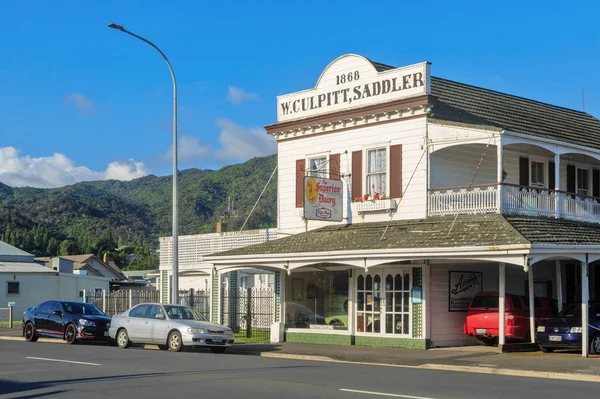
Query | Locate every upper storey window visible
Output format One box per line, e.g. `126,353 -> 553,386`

308,156 -> 328,178
366,148 -> 387,196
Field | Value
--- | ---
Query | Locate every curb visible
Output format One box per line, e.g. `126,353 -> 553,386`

259,353 -> 600,383
2,335 -> 599,383
0,336 -> 64,344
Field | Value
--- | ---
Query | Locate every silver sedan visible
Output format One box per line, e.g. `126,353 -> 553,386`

109,303 -> 234,353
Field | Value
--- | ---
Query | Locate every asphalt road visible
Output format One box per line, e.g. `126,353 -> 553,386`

0,340 -> 598,399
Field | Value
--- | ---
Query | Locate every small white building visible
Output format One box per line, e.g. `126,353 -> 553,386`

0,241 -> 110,319
159,228 -> 278,303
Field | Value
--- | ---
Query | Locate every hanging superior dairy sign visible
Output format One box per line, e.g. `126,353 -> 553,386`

304,177 -> 343,222
277,54 -> 430,122
448,271 -> 482,312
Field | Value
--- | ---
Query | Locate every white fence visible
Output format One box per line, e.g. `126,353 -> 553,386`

428,185 -> 497,216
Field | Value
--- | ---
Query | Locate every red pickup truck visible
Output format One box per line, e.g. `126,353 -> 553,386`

463,292 -> 556,344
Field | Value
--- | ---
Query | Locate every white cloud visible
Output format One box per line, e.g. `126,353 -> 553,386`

215,119 -> 276,162
156,120 -> 275,168
64,93 -> 96,115
162,135 -> 210,165
0,147 -> 150,188
104,159 -> 149,181
227,86 -> 259,104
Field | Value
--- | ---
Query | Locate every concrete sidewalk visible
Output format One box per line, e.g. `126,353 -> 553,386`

2,327 -> 599,383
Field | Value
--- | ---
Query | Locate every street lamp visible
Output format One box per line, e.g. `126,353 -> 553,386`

108,23 -> 179,304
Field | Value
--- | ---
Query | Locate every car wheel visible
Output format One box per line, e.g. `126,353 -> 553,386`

116,329 -> 130,349
158,345 -> 169,351
168,331 -> 184,352
539,346 -> 555,353
210,347 -> 227,354
590,333 -> 600,355
24,322 -> 38,342
65,324 -> 78,345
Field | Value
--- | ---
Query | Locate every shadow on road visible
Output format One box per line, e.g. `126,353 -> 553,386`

0,364 -> 317,396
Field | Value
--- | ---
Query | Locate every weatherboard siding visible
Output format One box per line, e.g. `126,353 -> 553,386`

430,144 -> 498,188
277,117 -> 427,234
429,262 -> 559,347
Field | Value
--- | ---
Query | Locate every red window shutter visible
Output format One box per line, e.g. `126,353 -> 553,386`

390,144 -> 402,198
330,153 -> 340,180
352,151 -> 362,200
296,159 -> 305,208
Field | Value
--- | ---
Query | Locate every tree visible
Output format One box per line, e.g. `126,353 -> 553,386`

126,246 -> 159,271
46,237 -> 59,256
59,240 -> 78,256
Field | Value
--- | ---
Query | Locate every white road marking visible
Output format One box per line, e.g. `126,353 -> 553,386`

25,357 -> 101,366
339,389 -> 437,399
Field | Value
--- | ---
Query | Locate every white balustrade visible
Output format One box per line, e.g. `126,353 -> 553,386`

561,193 -> 600,223
428,184 -> 600,224
501,186 -> 556,218
428,186 -> 497,216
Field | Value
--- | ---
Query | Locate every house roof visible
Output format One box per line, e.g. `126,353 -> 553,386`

207,215 -> 529,257
358,57 -> 600,150
35,254 -> 126,279
429,76 -> 600,150
0,241 -> 32,257
206,215 -> 600,258
0,261 -> 56,273
504,216 -> 600,245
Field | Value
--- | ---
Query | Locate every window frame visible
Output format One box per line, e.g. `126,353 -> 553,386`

577,167 -> 590,197
306,152 -> 329,179
364,144 -> 389,197
7,281 -> 20,295
529,160 -> 545,188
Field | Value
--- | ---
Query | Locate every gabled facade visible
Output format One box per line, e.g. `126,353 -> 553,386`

36,254 -> 129,288
205,54 -> 600,355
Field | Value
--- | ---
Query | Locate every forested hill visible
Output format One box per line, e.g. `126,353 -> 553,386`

0,154 -> 277,266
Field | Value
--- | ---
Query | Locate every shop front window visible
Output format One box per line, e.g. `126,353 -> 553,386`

357,270 -> 411,335
285,270 -> 348,330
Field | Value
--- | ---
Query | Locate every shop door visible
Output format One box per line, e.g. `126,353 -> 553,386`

356,269 -> 411,335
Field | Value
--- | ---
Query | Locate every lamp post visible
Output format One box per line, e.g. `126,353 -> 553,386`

108,24 -> 179,304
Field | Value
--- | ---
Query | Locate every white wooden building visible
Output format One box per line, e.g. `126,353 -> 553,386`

199,54 -> 600,355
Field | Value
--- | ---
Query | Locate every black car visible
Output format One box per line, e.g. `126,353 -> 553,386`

23,300 -> 111,344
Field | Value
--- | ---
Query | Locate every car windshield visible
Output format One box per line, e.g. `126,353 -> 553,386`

164,305 -> 208,321
63,302 -> 106,316
556,303 -> 600,319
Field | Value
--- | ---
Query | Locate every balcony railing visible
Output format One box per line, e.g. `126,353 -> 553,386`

428,183 -> 600,224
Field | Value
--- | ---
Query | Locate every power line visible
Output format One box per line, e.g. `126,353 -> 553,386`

239,164 -> 278,232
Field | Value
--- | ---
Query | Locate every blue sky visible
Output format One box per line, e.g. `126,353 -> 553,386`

1,0 -> 599,187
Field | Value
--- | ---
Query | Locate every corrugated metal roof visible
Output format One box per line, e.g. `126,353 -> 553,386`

0,241 -> 32,257
0,261 -> 57,273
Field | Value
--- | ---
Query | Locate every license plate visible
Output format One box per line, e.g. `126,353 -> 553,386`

476,328 -> 487,334
549,335 -> 562,342
104,331 -> 110,337
213,337 -> 223,343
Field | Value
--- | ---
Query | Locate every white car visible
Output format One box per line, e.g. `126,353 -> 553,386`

109,303 -> 234,353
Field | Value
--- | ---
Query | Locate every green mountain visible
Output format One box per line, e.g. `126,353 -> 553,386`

0,154 -> 277,263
